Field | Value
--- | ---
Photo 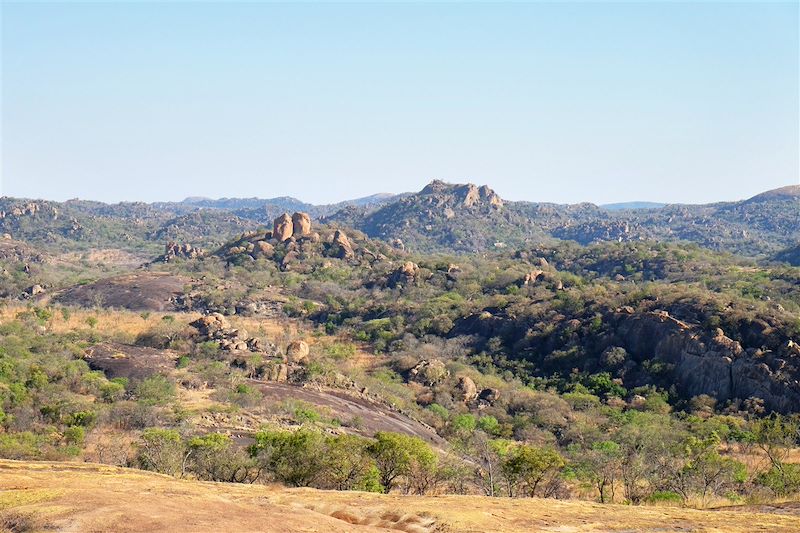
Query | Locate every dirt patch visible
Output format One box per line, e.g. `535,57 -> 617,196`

53,272 -> 191,311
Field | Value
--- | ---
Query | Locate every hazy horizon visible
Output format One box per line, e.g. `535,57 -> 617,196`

2,2 -> 798,205
1,177 -> 797,208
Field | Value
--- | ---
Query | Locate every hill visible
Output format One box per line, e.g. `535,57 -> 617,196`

2,182 -> 797,256
3,460 -> 800,533
600,201 -> 667,210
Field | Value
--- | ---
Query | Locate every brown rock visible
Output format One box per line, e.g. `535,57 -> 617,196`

522,270 -> 545,286
291,212 -> 312,237
477,388 -> 500,405
254,240 -> 274,257
273,213 -> 294,242
388,261 -> 419,288
457,376 -> 478,402
331,230 -> 354,259
286,340 -> 310,364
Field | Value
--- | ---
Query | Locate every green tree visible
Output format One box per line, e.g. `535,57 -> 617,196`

368,432 -> 437,494
501,445 -> 565,498
136,429 -> 189,477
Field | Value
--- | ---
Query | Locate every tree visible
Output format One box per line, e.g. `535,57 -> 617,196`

751,415 -> 800,496
501,444 -> 565,498
250,428 -> 326,487
472,433 -> 510,497
665,435 -> 746,506
320,434 -> 381,492
368,432 -> 437,494
188,433 -> 259,483
136,429 -> 189,477
572,440 -> 622,503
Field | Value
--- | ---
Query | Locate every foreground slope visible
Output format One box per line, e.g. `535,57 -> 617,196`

2,460 -> 800,533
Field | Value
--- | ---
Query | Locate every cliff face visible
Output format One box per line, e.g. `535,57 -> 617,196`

612,312 -> 800,413
450,304 -> 800,413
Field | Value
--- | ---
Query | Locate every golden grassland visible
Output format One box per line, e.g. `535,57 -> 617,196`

1,460 -> 799,533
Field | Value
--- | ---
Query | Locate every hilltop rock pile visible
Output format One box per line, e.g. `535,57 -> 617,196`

159,242 -> 205,262
0,202 -> 58,220
419,180 -> 504,209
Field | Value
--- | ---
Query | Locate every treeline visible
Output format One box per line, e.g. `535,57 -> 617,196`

135,412 -> 800,505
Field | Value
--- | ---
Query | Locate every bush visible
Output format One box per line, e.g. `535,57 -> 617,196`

134,375 -> 175,405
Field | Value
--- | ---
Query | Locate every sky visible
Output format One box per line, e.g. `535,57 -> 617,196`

1,1 -> 798,205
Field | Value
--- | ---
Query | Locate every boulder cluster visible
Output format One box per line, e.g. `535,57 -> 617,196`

0,202 -> 58,220
222,213 -> 369,270
190,313 -> 268,352
409,359 -> 500,407
190,313 -> 314,383
387,261 -> 419,288
273,212 -> 314,242
159,242 -> 205,262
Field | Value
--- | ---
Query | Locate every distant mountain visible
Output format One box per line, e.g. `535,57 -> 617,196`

324,182 -> 800,255
601,201 -> 667,211
743,184 -> 800,204
1,183 -> 797,257
323,180 -> 548,253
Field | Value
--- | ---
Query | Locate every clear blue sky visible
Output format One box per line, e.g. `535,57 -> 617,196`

2,1 -> 798,205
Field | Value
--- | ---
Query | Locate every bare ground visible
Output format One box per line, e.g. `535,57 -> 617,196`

2,460 -> 800,533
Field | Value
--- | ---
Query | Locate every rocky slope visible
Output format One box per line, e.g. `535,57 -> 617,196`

3,182 -> 797,257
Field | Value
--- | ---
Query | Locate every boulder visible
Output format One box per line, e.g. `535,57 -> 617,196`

272,213 -> 294,242
331,230 -> 354,260
254,240 -> 274,257
388,261 -> 419,288
286,340 -> 310,364
191,313 -> 231,336
521,270 -> 545,286
456,376 -> 478,402
161,242 -> 204,262
264,363 -> 289,382
291,212 -> 312,237
477,388 -> 500,405
24,284 -> 45,297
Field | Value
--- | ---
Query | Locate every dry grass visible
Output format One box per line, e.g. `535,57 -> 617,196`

0,304 -> 201,342
1,459 -> 799,533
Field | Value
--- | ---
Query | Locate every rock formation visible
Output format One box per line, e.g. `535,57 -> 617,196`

521,270 -> 546,286
253,240 -> 274,258
160,242 -> 205,262
273,213 -> 294,242
331,230 -> 354,260
409,359 -> 449,386
388,261 -> 419,288
286,340 -> 310,364
456,376 -> 478,402
291,212 -> 312,237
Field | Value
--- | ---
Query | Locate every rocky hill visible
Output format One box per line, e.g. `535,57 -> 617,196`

323,181 -> 800,255
2,182 -> 797,257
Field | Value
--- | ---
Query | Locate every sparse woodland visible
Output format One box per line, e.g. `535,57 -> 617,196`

1,183 -> 800,510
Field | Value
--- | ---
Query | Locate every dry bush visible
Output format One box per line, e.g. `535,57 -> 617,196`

0,510 -> 52,533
